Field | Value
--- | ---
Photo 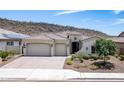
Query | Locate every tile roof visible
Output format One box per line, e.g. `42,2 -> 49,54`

26,33 -> 52,40
107,37 -> 124,43
45,33 -> 67,40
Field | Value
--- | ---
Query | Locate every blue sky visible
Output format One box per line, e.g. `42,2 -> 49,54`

0,10 -> 124,36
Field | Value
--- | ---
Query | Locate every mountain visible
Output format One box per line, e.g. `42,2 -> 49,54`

0,18 -> 108,37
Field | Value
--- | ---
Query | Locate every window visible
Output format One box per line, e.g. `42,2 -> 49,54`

7,41 -> 14,46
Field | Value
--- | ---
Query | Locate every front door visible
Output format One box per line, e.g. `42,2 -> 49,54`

72,42 -> 79,54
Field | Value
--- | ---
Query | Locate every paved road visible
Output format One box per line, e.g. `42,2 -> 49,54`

1,56 -> 66,69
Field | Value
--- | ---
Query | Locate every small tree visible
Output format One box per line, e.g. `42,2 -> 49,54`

0,51 -> 9,61
95,39 -> 116,62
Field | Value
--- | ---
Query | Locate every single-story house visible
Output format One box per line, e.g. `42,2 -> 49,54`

0,28 -> 29,53
22,31 -> 124,56
22,31 -> 99,56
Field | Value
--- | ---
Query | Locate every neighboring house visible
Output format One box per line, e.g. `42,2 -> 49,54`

0,29 -> 29,53
108,37 -> 124,55
119,32 -> 124,37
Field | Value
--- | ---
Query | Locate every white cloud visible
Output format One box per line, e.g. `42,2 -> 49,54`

114,10 -> 123,14
54,10 -> 84,16
114,18 -> 124,25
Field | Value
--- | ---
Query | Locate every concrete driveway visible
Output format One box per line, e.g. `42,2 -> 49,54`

1,56 -> 66,69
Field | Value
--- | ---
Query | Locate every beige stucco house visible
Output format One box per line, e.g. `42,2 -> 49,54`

22,31 -> 124,56
22,31 -> 102,56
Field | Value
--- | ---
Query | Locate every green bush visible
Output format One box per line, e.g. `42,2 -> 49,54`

89,64 -> 99,70
71,54 -> 77,60
83,55 -> 89,60
8,51 -> 16,56
66,61 -> 73,65
76,52 -> 84,58
66,57 -> 73,65
91,61 -> 114,70
120,55 -> 124,61
79,58 -> 84,63
76,52 -> 84,62
91,55 -> 98,60
89,54 -> 99,60
0,51 -> 9,61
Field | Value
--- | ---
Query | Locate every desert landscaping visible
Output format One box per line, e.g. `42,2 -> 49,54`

64,55 -> 124,73
64,39 -> 124,73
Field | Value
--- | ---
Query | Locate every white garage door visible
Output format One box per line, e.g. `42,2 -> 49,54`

27,43 -> 51,56
55,43 -> 67,56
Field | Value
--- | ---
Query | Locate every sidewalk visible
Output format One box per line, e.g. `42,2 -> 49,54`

0,68 -> 124,81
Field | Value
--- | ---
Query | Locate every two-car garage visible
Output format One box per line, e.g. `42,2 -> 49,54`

25,43 -> 67,56
22,34 -> 69,56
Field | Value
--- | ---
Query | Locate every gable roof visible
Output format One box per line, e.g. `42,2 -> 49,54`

45,33 -> 67,40
81,35 -> 102,41
26,34 -> 52,40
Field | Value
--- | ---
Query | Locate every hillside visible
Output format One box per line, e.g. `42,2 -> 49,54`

0,18 -> 108,37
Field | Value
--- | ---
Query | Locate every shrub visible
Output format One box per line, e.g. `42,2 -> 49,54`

120,55 -> 124,61
91,61 -> 114,70
79,58 -> 84,63
89,64 -> 99,70
8,51 -> 16,56
83,55 -> 89,60
0,51 -> 9,61
76,52 -> 83,58
76,52 -> 84,62
91,55 -> 98,60
89,54 -> 99,60
66,61 -> 73,65
66,57 -> 73,65
71,54 -> 77,60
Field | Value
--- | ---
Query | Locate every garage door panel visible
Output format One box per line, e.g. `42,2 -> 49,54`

55,43 -> 67,56
27,44 -> 51,56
